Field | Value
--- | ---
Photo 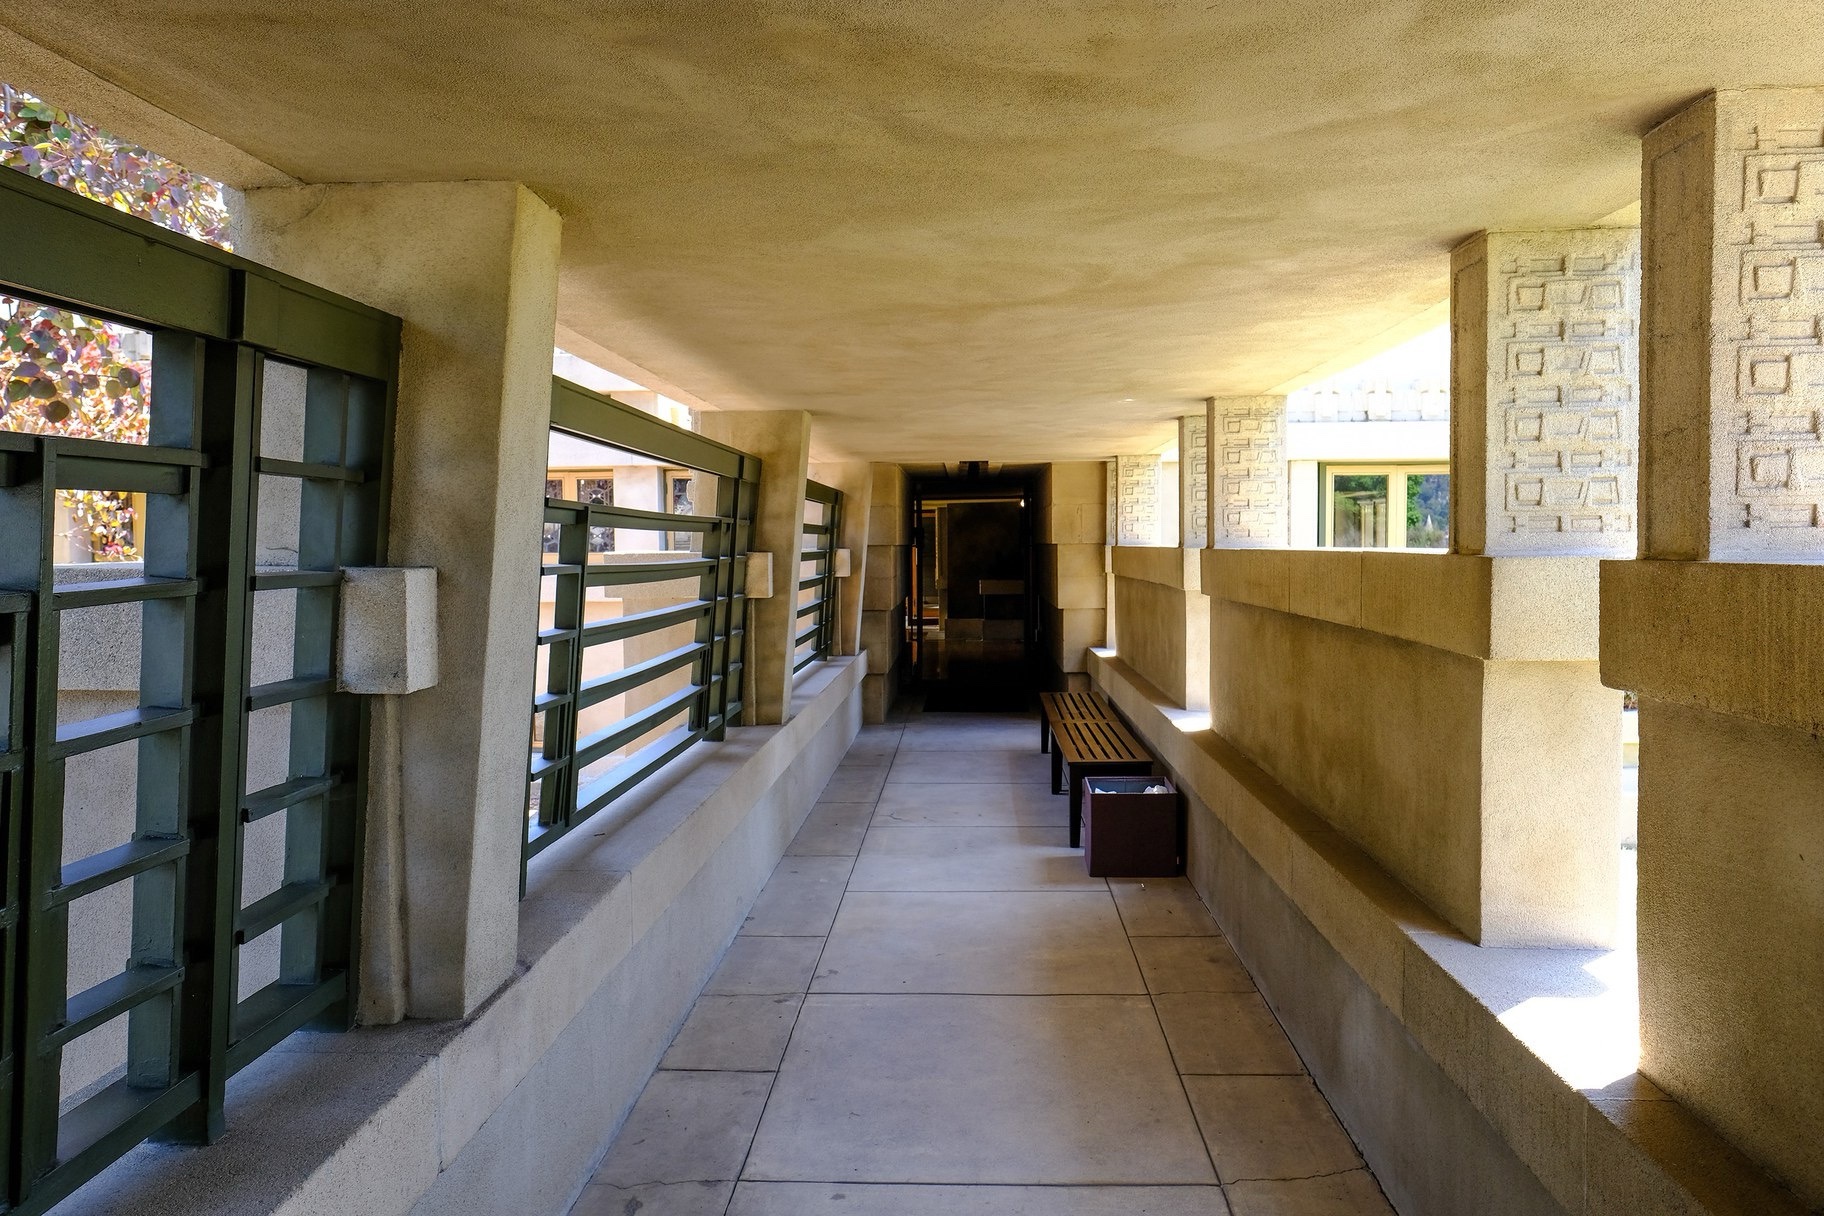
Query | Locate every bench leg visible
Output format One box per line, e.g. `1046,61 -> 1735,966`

1051,748 -> 1064,796
1069,768 -> 1082,847
1040,717 -> 1050,754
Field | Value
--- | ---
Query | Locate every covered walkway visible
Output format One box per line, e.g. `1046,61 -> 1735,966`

571,711 -> 1392,1216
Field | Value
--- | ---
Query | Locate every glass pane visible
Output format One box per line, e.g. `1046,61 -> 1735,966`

1331,474 -> 1389,548
1406,473 -> 1450,549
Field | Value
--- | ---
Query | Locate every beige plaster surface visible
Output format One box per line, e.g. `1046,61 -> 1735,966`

1111,552 -> 1210,711
13,8 -> 1813,459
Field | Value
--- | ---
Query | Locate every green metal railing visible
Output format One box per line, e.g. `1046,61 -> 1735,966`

524,381 -> 759,882
0,167 -> 397,1211
794,481 -> 842,674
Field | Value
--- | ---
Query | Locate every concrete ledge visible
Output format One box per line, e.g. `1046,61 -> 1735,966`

1089,650 -> 1807,1216
1203,549 -> 1600,660
1109,544 -> 1200,591
61,656 -> 866,1216
1601,559 -> 1824,735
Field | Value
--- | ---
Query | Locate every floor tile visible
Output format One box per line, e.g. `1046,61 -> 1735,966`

1225,1171 -> 1395,1215
589,1069 -> 772,1187
896,716 -> 1039,752
887,748 -> 1052,785
730,1182 -> 1231,1214
1131,935 -> 1257,993
820,764 -> 890,802
1153,992 -> 1305,1075
787,802 -> 874,856
1110,877 -> 1221,936
741,856 -> 853,937
704,936 -> 825,996
1183,1075 -> 1363,1183
661,994 -> 804,1071
814,891 -> 1142,994
744,993 -> 1216,1184
849,825 -> 1103,891
572,1180 -> 736,1216
873,782 -> 1068,827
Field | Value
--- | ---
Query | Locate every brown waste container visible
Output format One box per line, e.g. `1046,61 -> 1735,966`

1081,775 -> 1181,877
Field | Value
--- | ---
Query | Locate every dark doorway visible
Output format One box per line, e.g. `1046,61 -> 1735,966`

908,466 -> 1039,712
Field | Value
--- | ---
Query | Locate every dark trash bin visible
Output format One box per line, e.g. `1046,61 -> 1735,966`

1081,775 -> 1181,877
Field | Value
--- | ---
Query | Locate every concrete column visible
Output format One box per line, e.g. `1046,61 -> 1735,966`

696,410 -> 811,725
1449,229 -> 1641,556
233,181 -> 561,1020
1108,455 -> 1162,546
860,463 -> 907,721
1039,462 -> 1108,689
1642,88 -> 1824,561
1178,410 -> 1209,548
1208,396 -> 1288,547
808,460 -> 873,658
1605,88 -> 1824,1209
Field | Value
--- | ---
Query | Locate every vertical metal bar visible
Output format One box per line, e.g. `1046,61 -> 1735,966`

163,339 -> 257,1144
9,440 -> 62,1190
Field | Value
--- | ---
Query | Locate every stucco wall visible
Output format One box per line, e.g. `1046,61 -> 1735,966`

1108,546 -> 1209,711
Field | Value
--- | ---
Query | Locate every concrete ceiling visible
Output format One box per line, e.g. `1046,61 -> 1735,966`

6,2 -> 1824,462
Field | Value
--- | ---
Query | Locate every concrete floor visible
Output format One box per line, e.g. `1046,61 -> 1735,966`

570,713 -> 1395,1216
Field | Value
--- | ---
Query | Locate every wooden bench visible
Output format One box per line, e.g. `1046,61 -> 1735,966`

1051,714 -> 1154,848
1039,690 -> 1107,754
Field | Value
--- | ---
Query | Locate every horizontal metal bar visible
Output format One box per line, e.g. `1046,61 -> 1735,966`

0,588 -> 29,614
47,438 -> 207,469
252,569 -> 342,591
800,549 -> 831,562
47,964 -> 184,1051
53,1074 -> 201,1200
798,575 -> 826,590
536,626 -> 578,645
227,973 -> 347,1075
532,690 -> 571,713
528,752 -> 570,781
52,576 -> 199,610
584,559 -> 716,587
801,521 -> 833,535
548,501 -> 722,532
579,641 -> 709,710
796,598 -> 827,619
0,752 -> 20,775
248,675 -> 335,711
575,723 -> 705,822
550,377 -> 753,480
580,600 -> 713,646
257,457 -> 363,483
235,880 -> 333,944
50,836 -> 189,908
242,775 -> 338,823
539,562 -> 584,576
573,684 -> 704,772
793,651 -> 824,674
796,621 -> 823,647
804,480 -> 841,505
53,705 -> 195,759
57,455 -> 187,496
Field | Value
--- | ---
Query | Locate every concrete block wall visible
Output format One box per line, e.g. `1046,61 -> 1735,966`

1203,548 -> 1620,948
1037,461 -> 1108,688
1107,546 -> 1210,711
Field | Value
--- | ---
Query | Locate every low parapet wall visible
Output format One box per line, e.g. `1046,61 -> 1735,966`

1090,651 -> 1806,1216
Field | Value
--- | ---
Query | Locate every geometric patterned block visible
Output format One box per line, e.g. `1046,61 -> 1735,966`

1209,396 -> 1287,548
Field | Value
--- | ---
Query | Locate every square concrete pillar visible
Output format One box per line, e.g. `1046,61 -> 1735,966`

1109,455 -> 1162,546
1178,411 -> 1209,548
697,410 -> 811,725
233,181 -> 561,1020
1642,88 -> 1824,561
1041,462 -> 1109,684
1208,396 -> 1287,547
1450,229 -> 1640,556
1604,87 -> 1824,1210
